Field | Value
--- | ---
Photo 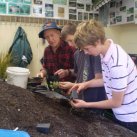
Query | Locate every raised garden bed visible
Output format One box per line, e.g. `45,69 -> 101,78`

0,81 -> 136,137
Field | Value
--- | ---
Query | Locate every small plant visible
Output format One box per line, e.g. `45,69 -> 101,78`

49,81 -> 59,90
0,53 -> 11,80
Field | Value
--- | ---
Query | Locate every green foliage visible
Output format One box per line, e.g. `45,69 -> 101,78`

49,81 -> 59,90
0,53 -> 11,79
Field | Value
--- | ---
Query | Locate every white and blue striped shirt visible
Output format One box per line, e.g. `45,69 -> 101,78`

101,39 -> 137,122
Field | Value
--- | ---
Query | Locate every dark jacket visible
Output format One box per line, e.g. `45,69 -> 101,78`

9,27 -> 33,68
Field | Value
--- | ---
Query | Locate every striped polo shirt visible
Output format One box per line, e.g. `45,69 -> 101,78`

101,39 -> 137,122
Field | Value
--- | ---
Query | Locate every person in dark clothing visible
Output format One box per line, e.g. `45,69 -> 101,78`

59,23 -> 106,104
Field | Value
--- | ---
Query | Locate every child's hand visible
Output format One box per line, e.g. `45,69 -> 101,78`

70,99 -> 87,108
59,82 -> 74,89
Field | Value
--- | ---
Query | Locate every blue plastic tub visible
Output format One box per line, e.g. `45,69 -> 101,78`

0,129 -> 30,137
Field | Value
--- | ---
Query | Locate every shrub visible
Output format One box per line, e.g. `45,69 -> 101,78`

0,53 -> 11,80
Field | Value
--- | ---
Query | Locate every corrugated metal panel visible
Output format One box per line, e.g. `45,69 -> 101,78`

93,0 -> 111,11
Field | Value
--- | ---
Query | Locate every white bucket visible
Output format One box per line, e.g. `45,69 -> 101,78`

6,67 -> 30,89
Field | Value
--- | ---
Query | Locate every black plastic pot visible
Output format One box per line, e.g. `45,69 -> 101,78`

27,77 -> 43,87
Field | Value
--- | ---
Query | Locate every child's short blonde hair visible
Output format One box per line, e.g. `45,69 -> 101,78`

74,19 -> 106,49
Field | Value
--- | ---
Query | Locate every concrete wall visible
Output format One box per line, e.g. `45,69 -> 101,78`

0,22 -> 46,77
105,23 -> 137,54
105,25 -> 121,45
117,23 -> 137,54
0,22 -> 137,77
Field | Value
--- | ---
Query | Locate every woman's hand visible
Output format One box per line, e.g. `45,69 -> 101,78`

54,69 -> 69,78
37,69 -> 46,78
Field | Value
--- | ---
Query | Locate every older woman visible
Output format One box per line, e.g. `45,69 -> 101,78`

38,22 -> 75,82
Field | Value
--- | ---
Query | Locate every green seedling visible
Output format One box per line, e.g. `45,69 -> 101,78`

49,81 -> 59,90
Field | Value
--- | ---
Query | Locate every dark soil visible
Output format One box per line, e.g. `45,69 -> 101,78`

0,81 -> 137,137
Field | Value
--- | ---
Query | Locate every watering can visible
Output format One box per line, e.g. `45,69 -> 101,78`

0,129 -> 30,137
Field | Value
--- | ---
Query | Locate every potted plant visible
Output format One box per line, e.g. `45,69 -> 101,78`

0,53 -> 11,81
